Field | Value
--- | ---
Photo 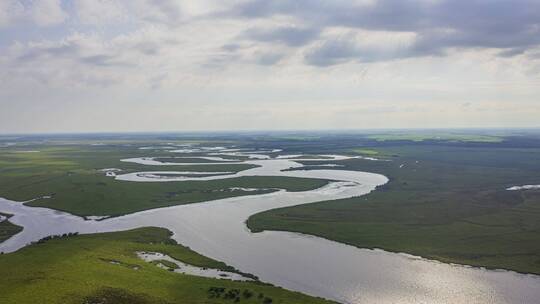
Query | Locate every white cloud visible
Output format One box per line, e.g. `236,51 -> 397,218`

0,0 -> 24,28
0,0 -> 539,132
128,0 -> 182,26
29,0 -> 68,26
74,0 -> 128,25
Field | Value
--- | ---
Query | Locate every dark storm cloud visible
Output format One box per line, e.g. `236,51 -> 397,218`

227,0 -> 540,66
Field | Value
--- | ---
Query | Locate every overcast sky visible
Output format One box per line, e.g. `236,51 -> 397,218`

1,0 -> 539,133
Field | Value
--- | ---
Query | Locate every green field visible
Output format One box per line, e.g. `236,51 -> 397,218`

366,133 -> 503,143
0,213 -> 22,243
153,157 -> 246,163
249,145 -> 540,274
350,148 -> 379,155
0,144 -> 328,217
0,227 -> 334,304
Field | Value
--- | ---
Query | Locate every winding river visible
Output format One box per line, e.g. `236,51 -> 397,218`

1,149 -> 539,304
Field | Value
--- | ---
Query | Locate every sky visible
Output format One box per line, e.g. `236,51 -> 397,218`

1,0 -> 539,133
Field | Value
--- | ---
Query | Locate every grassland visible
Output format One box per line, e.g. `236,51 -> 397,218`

0,213 -> 22,243
366,133 -> 503,143
0,144 -> 328,217
20,175 -> 327,217
0,227 -> 334,304
153,156 -> 248,163
248,145 -> 540,274
350,148 -> 379,155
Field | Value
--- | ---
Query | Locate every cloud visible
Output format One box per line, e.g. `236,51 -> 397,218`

304,39 -> 359,66
6,28 -> 175,87
74,0 -> 128,25
304,29 -> 418,66
255,52 -> 285,65
0,0 -> 24,28
1,1 -> 539,91
29,0 -> 68,26
0,0 -> 67,27
16,42 -> 79,62
130,0 -> 182,26
80,54 -> 132,67
244,26 -> 320,47
228,0 -> 540,66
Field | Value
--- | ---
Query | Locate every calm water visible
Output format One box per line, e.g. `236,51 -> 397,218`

1,154 -> 539,304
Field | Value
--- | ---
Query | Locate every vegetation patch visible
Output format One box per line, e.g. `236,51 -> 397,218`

0,227 -> 335,304
366,133 -> 503,143
351,148 -> 379,155
152,259 -> 179,270
249,145 -> 540,274
0,213 -> 22,245
0,144 -> 328,217
207,287 -> 271,303
82,287 -> 170,304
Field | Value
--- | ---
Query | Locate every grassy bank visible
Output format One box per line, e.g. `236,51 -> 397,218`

248,145 -> 540,274
0,213 -> 22,244
0,227 -> 334,304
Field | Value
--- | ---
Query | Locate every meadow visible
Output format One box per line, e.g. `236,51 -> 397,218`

0,227 -> 334,304
0,213 -> 22,243
0,143 -> 328,217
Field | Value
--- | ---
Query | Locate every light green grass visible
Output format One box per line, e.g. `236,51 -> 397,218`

0,227 -> 334,304
351,149 -> 379,155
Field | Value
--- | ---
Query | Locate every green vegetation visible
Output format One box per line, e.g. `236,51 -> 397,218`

207,287 -> 273,303
0,227 -> 333,304
21,175 -> 327,217
153,157 -> 246,163
249,145 -> 540,274
0,145 -> 328,217
351,148 -> 379,155
366,133 -> 503,143
152,259 -> 179,270
0,213 -> 22,244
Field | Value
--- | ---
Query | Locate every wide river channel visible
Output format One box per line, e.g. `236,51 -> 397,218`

1,151 -> 539,304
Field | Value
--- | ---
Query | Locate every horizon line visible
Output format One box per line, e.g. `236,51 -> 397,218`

2,127 -> 540,137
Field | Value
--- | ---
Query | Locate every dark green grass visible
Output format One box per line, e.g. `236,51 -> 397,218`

248,145 -> 540,274
153,157 -> 241,164
20,174 -> 328,217
0,145 -> 328,217
154,154 -> 252,163
0,213 -> 22,244
0,227 -> 334,304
